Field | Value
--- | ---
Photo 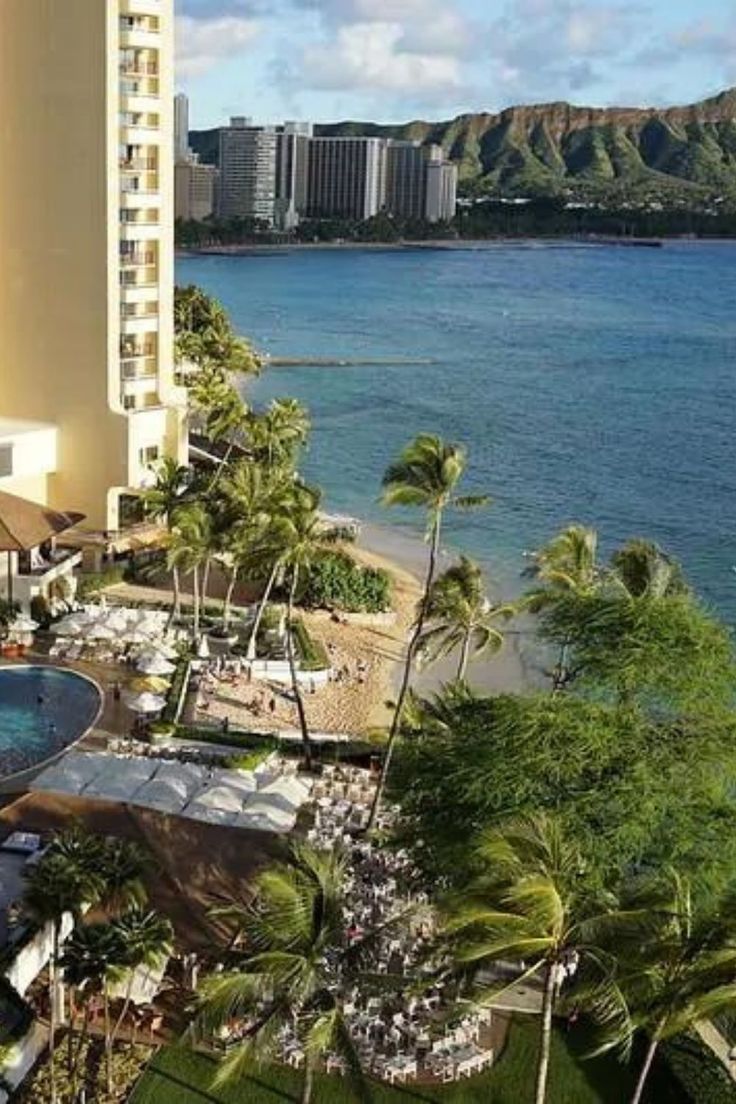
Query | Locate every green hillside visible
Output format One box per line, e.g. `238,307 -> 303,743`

190,88 -> 736,200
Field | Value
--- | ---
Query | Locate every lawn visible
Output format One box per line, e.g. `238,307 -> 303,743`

128,1020 -> 684,1104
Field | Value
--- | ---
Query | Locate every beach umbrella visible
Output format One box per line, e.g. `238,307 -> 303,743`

124,691 -> 167,714
135,653 -> 176,676
129,675 -> 171,694
124,628 -> 154,644
11,615 -> 39,633
53,619 -> 84,637
104,609 -> 130,632
196,635 -> 210,659
87,623 -> 117,641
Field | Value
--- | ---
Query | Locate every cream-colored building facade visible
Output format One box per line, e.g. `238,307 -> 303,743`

0,0 -> 187,533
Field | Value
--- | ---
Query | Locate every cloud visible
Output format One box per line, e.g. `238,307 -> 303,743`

296,21 -> 464,96
175,14 -> 262,77
484,0 -> 646,103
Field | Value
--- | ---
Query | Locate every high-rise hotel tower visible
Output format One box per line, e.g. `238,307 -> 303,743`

0,0 -> 187,532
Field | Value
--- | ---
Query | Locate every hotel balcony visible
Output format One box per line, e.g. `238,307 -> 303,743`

120,172 -> 159,193
119,60 -> 159,79
120,76 -> 160,98
119,250 -> 156,268
121,356 -> 157,379
119,191 -> 160,211
120,0 -> 162,13
119,283 -> 160,305
120,309 -> 159,335
119,156 -> 158,172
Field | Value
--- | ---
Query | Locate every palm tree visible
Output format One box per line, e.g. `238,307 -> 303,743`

524,524 -> 602,691
609,539 -> 688,600
97,837 -> 150,915
196,845 -> 373,1104
61,920 -> 128,1099
167,502 -> 213,638
276,486 -> 344,769
109,909 -> 174,1055
248,398 -> 310,470
441,815 -> 628,1104
141,458 -> 192,629
594,870 -> 736,1104
366,434 -> 488,831
417,556 -> 514,680
24,853 -> 104,1104
205,388 -> 251,490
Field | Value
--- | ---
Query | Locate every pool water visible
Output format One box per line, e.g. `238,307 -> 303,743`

0,666 -> 102,778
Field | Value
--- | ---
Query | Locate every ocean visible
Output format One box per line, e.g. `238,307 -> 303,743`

177,242 -> 736,624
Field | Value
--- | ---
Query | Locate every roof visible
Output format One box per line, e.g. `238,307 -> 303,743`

0,417 -> 56,442
0,490 -> 85,552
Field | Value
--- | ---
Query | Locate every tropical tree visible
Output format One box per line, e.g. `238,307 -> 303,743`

441,815 -> 628,1104
417,556 -> 514,680
275,486 -> 345,768
97,837 -> 150,915
141,458 -> 192,628
248,398 -> 310,470
61,920 -> 128,1099
595,870 -> 736,1104
366,434 -> 488,830
609,538 -> 688,600
523,524 -> 601,691
196,845 -> 379,1104
24,853 -> 104,1104
108,909 -> 173,1047
167,502 -> 213,638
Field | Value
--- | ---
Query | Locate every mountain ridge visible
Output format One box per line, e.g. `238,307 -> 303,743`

190,88 -> 736,199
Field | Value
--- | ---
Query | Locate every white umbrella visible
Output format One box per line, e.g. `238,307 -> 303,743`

136,654 -> 176,676
105,610 -> 130,632
87,623 -> 117,641
11,616 -> 39,633
124,628 -> 154,644
124,691 -> 167,714
54,620 -> 83,637
196,635 -> 210,659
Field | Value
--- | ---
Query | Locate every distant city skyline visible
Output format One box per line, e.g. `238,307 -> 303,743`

176,0 -> 735,130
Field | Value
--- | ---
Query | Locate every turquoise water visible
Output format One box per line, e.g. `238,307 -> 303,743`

0,666 -> 101,777
177,243 -> 736,620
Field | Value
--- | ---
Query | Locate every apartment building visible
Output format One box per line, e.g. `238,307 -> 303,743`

306,137 -> 387,221
0,0 -> 187,534
218,118 -> 278,225
385,141 -> 444,220
426,159 -> 459,223
175,159 -> 218,221
174,90 -> 190,162
275,122 -> 312,230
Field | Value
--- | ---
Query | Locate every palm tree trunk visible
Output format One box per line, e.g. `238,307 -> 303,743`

222,567 -> 238,630
207,441 -> 235,493
48,924 -> 59,1104
300,1060 -> 314,1104
70,1001 -> 91,1100
552,639 -> 570,694
366,513 -> 442,831
246,561 -> 279,660
110,973 -> 135,1050
192,566 -> 201,638
66,987 -> 76,1075
286,568 -> 313,770
535,960 -> 556,1104
104,980 -> 113,1098
457,628 -> 472,681
166,564 -> 181,633
202,553 -> 216,613
631,1032 -> 661,1104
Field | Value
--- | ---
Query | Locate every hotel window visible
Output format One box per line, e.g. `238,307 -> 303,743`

0,445 -> 13,478
138,445 -> 159,468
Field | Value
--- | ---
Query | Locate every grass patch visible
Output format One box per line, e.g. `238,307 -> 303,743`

129,1020 -> 683,1104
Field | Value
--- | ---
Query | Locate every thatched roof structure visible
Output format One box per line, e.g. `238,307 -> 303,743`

0,490 -> 84,552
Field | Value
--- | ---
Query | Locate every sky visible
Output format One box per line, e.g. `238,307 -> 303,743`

176,0 -> 736,129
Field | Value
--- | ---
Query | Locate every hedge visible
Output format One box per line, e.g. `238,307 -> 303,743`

659,1033 -> 736,1103
76,565 -> 126,599
161,660 -> 191,724
292,618 -> 330,671
300,551 -> 391,613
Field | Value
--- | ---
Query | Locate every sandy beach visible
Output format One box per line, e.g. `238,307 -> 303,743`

198,521 -> 531,739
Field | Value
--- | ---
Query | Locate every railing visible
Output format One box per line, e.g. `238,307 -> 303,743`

120,79 -> 160,97
119,273 -> 158,289
121,357 -> 157,379
119,157 -> 157,171
121,305 -> 159,319
119,252 -> 155,267
119,62 -> 159,77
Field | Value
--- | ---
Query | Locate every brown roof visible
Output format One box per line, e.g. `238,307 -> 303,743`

0,490 -> 85,552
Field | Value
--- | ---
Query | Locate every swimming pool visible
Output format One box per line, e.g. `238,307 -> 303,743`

0,666 -> 102,779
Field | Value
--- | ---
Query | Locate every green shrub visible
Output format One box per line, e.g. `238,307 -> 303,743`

292,618 -> 330,671
76,565 -> 125,598
223,746 -> 279,770
660,1032 -> 736,1102
161,660 -> 190,724
174,726 -> 277,751
300,551 -> 391,613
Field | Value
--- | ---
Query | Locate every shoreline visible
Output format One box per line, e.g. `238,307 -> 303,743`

354,521 -> 532,700
176,236 -> 736,259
